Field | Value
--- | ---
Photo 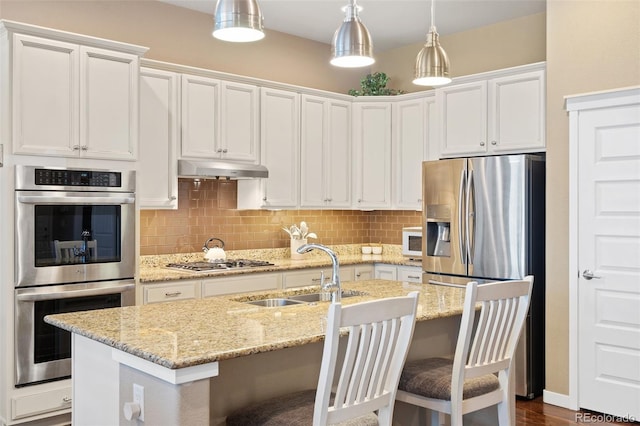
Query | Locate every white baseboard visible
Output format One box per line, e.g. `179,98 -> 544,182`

543,389 -> 577,410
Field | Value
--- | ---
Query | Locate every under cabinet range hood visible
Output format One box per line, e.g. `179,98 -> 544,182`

178,160 -> 268,179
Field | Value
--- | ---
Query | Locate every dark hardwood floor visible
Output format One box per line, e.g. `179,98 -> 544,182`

516,397 -> 638,425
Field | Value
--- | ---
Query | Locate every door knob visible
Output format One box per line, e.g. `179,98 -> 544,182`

582,269 -> 602,280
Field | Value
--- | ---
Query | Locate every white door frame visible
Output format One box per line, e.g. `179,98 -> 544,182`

565,86 -> 640,411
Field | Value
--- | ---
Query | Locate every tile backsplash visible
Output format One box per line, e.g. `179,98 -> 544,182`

140,179 -> 421,256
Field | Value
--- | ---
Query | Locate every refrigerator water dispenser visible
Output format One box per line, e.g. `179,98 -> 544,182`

426,221 -> 450,257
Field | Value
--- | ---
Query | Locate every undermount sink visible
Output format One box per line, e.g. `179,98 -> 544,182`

241,290 -> 369,307
287,290 -> 368,303
244,298 -> 306,307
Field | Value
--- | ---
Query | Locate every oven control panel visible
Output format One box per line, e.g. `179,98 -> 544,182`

35,168 -> 121,187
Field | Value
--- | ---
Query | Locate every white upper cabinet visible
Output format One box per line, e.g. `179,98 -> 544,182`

392,95 -> 435,210
139,67 -> 179,209
181,75 -> 259,163
352,101 -> 392,209
219,81 -> 259,162
240,87 -> 300,208
180,74 -> 220,158
300,94 -> 352,208
438,66 -> 545,158
9,30 -> 144,160
487,70 -> 545,154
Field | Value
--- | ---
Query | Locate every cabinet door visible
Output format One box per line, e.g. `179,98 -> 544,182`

374,264 -> 397,280
326,99 -> 352,208
220,81 -> 259,162
438,81 -> 488,158
300,96 -> 352,209
353,265 -> 373,281
181,74 -> 220,158
260,88 -> 300,208
488,70 -> 545,153
11,34 -> 79,156
300,95 -> 326,207
139,68 -> 179,209
393,97 -> 428,210
80,46 -> 139,160
353,102 -> 392,209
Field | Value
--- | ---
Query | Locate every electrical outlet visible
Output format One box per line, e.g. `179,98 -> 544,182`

133,383 -> 145,422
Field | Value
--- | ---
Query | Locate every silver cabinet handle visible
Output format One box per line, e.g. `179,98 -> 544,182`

73,145 -> 80,151
222,149 -> 228,153
408,275 -> 421,279
480,141 -> 485,146
216,148 -> 223,153
81,145 -> 88,151
170,196 -> 177,200
582,270 -> 602,280
62,396 -> 72,404
491,140 -> 497,145
165,291 -> 182,297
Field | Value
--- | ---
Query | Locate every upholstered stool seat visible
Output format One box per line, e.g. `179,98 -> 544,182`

399,357 -> 500,400
226,389 -> 379,426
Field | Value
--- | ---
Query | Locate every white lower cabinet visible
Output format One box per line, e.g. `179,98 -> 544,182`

11,384 -> 72,420
282,268 -> 332,289
374,264 -> 422,283
374,265 -> 398,280
202,273 -> 280,297
349,265 -> 373,281
397,266 -> 423,283
143,280 -> 200,304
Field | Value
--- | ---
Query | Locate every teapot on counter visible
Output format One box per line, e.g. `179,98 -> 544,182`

203,237 -> 226,262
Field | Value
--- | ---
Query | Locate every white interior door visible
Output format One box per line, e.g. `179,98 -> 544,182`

577,99 -> 640,419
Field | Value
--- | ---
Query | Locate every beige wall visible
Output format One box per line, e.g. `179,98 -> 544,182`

545,0 -> 640,395
0,0 -> 363,93
373,12 -> 546,93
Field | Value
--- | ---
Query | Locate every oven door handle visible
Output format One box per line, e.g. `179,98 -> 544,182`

16,283 -> 135,301
17,195 -> 135,205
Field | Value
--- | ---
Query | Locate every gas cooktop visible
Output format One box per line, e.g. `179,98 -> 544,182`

166,259 -> 275,273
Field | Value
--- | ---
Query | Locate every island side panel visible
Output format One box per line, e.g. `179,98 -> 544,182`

119,365 -> 209,426
73,335 -> 120,425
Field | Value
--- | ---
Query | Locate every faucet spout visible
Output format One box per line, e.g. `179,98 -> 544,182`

297,243 -> 341,303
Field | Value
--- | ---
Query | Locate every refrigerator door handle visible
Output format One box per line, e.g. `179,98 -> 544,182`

458,168 -> 466,265
466,169 -> 474,264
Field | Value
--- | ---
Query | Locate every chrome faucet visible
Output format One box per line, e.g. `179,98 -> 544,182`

297,243 -> 341,303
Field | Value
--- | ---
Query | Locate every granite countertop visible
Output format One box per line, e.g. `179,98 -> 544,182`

45,280 -> 465,370
139,244 -> 422,283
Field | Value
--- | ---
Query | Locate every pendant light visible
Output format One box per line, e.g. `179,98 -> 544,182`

413,0 -> 451,86
212,0 -> 265,43
330,0 -> 374,68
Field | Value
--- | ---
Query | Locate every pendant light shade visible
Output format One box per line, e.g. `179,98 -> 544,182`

213,0 -> 265,43
331,0 -> 374,68
413,0 -> 451,86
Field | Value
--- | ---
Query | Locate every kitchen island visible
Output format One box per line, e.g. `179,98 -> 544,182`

46,279 -> 469,425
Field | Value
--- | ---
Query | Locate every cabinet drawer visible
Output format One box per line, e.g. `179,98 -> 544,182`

202,273 -> 280,297
282,268 -> 331,289
12,386 -> 72,420
144,281 -> 198,304
398,267 -> 423,283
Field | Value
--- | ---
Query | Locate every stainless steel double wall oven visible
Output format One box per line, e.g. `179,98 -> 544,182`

14,166 -> 136,386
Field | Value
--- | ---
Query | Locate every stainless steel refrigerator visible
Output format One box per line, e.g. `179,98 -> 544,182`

422,154 -> 545,399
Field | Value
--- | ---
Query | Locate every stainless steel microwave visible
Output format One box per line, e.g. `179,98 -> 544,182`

402,226 -> 422,259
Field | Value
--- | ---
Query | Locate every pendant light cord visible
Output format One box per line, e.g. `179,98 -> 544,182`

431,0 -> 436,31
